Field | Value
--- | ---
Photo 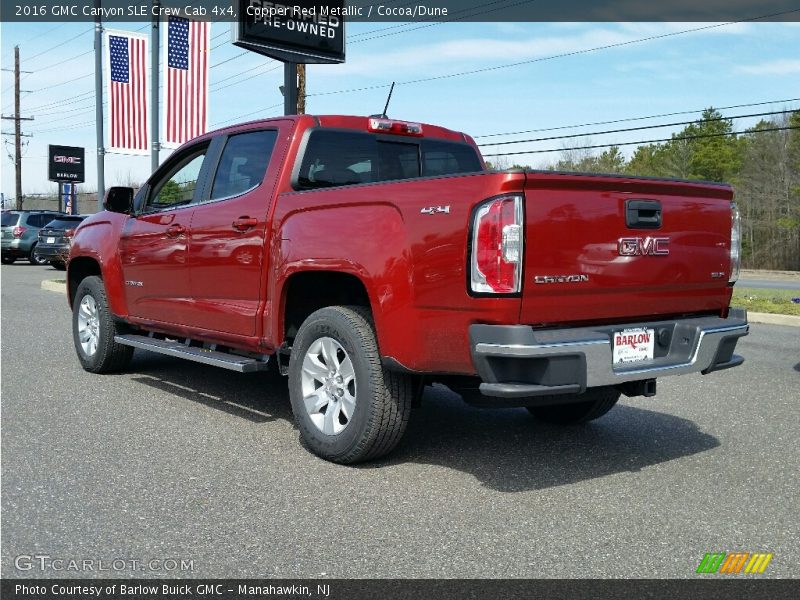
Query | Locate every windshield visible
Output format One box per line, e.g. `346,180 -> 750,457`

1,212 -> 20,227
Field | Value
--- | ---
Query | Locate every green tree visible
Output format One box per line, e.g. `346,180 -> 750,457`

682,108 -> 743,182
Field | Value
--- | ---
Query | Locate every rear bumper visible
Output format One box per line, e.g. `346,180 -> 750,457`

470,309 -> 749,398
34,244 -> 66,259
1,239 -> 29,257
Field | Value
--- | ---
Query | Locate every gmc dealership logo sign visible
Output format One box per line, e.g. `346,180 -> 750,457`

48,145 -> 85,183
233,0 -> 346,64
618,237 -> 670,256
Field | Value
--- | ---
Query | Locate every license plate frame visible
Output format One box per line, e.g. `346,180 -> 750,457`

612,327 -> 655,365
46,237 -> 55,244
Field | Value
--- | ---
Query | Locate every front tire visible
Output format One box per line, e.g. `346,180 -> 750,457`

1,255 -> 15,265
527,387 -> 620,424
51,260 -> 67,271
72,276 -> 133,373
288,306 -> 412,464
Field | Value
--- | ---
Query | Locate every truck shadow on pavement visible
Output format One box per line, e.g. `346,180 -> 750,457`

383,384 -> 721,492
129,353 -> 293,424
127,355 -> 720,493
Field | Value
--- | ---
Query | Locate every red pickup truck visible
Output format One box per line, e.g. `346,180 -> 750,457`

68,115 -> 748,463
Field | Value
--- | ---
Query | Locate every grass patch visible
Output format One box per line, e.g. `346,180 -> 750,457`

731,287 -> 800,316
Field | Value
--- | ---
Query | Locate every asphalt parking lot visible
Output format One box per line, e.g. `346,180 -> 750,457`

1,263 -> 798,579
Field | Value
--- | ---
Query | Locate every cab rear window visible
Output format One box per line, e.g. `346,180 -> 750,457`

295,130 -> 482,190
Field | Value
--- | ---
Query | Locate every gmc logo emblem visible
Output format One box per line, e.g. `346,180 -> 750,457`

54,156 -> 81,164
618,237 -> 670,256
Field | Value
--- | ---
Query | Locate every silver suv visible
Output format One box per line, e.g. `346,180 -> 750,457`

1,210 -> 65,265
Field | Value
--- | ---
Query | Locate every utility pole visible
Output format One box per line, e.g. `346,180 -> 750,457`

94,0 -> 105,210
1,46 -> 34,210
297,63 -> 306,114
282,63 -> 298,116
151,0 -> 160,172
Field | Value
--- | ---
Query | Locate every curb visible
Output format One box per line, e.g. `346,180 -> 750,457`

39,279 -> 800,327
747,312 -> 800,327
41,279 -> 66,294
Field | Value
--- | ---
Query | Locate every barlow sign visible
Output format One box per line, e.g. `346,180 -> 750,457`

48,145 -> 85,183
233,0 -> 345,63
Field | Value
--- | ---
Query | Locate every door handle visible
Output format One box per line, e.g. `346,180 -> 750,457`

232,217 -> 258,232
625,199 -> 662,230
165,224 -> 186,238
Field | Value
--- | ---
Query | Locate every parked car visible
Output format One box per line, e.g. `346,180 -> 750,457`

34,215 -> 87,270
67,115 -> 748,464
1,210 -> 66,265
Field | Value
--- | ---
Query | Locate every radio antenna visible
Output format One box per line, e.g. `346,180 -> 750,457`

381,82 -> 395,118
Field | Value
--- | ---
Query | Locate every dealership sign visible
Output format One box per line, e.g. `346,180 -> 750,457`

48,145 -> 85,183
232,0 -> 346,64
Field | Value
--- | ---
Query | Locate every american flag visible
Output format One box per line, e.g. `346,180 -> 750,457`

107,32 -> 148,154
165,17 -> 209,147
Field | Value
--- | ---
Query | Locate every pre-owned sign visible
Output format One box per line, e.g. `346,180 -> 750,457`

233,0 -> 345,64
48,145 -> 85,183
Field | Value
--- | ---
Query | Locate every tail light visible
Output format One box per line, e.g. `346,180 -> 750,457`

12,226 -> 26,238
470,195 -> 524,294
64,228 -> 75,238
729,202 -> 741,283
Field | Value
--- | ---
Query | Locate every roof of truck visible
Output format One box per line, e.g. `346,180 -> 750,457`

205,114 -> 472,144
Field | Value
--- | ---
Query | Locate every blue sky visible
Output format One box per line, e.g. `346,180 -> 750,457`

1,20 -> 799,199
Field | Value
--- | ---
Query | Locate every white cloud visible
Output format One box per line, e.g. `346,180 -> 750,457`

737,59 -> 800,75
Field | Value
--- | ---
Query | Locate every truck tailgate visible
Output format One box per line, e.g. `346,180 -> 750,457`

521,172 -> 735,326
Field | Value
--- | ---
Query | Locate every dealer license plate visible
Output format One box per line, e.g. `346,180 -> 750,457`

47,237 -> 55,244
612,328 -> 655,365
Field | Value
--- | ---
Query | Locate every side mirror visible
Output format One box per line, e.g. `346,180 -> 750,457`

103,187 -> 134,214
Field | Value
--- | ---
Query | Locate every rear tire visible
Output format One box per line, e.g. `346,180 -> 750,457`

51,261 -> 67,271
29,244 -> 48,265
288,306 -> 412,464
72,275 -> 133,373
527,387 -> 620,424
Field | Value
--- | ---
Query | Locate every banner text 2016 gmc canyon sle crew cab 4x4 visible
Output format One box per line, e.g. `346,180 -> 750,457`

68,115 -> 748,463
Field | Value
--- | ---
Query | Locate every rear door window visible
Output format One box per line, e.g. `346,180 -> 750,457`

422,140 -> 483,176
210,130 -> 278,200
30,214 -> 53,228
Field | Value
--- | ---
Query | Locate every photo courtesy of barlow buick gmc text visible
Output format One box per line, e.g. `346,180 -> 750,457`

1,1 -> 798,598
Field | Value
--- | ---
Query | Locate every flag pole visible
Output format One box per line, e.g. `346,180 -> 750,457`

151,0 -> 160,171
94,0 -> 105,211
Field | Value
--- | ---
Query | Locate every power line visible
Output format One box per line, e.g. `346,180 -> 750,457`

13,23 -> 68,48
211,102 -> 284,128
473,97 -> 800,138
349,0 -> 535,44
483,125 -> 800,157
23,28 -> 93,64
211,64 -> 282,92
211,51 -> 249,69
305,11 -> 800,99
28,72 -> 93,94
477,109 -> 799,147
25,91 -> 95,112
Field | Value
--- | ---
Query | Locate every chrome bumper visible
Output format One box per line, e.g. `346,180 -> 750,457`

470,309 -> 749,398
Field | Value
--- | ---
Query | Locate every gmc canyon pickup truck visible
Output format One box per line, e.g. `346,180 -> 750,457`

68,115 -> 748,463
